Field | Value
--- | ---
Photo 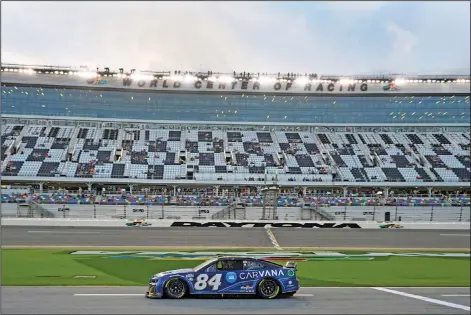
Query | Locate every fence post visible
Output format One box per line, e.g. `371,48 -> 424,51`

459,205 -> 463,222
93,203 -> 96,219
161,203 -> 164,219
373,204 -> 376,221
394,205 -> 398,221
147,203 -> 149,219
430,206 -> 434,222
343,205 -> 347,221
124,205 -> 127,219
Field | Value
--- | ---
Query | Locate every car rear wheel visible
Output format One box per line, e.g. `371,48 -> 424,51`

257,278 -> 280,299
164,278 -> 187,299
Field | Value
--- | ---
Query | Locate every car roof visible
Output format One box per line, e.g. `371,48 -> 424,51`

215,256 -> 259,260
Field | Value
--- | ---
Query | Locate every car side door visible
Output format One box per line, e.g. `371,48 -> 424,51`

191,260 -> 229,294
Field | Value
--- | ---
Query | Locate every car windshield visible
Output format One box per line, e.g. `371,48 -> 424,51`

193,258 -> 218,271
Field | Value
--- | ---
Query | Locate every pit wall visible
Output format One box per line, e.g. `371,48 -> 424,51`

1,218 -> 470,229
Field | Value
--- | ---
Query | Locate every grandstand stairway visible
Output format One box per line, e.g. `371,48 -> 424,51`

211,200 -> 246,220
16,200 -> 55,218
301,202 -> 334,220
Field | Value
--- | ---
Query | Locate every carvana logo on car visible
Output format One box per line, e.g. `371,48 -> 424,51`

226,272 -> 237,283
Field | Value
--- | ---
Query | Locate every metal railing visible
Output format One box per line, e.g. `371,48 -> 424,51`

15,200 -> 55,218
211,202 -> 246,220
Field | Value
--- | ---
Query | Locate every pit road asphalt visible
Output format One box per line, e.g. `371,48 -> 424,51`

2,287 -> 470,314
2,226 -> 470,250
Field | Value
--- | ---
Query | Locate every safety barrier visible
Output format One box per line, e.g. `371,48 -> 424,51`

1,218 -> 470,229
3,203 -> 469,222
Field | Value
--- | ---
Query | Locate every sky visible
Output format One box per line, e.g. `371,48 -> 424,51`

1,1 -> 470,75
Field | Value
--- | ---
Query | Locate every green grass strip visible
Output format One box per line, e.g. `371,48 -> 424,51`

2,249 -> 469,287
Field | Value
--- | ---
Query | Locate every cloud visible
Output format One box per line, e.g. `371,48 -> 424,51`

1,1 -> 469,75
387,22 -> 416,55
328,1 -> 387,12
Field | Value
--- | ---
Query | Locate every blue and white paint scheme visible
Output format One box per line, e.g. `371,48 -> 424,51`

145,256 -> 299,299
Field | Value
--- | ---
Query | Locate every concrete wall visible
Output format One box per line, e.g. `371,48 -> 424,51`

2,203 -> 469,222
321,206 -> 471,222
2,218 -> 470,229
1,204 -> 224,220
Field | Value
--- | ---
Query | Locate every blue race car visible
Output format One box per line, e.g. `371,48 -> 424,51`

145,256 -> 299,299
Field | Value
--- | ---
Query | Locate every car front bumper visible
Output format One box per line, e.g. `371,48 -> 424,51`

145,285 -> 162,299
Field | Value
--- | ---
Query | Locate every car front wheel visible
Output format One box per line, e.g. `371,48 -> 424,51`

164,278 -> 187,299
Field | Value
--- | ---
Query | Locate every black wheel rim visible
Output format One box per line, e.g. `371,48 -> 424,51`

261,280 -> 276,296
168,280 -> 184,295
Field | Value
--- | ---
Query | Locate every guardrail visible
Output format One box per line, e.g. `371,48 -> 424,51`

1,218 -> 470,229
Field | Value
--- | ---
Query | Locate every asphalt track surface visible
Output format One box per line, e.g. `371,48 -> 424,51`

2,226 -> 471,314
2,226 -> 470,250
2,287 -> 470,314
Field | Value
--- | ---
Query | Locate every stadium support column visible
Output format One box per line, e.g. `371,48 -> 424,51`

384,187 -> 390,199
129,184 -> 134,195
233,186 -> 239,198
215,185 -> 220,197
87,182 -> 92,192
427,187 -> 433,197
39,182 -> 44,193
261,185 -> 280,220
343,186 -> 348,197
302,187 -> 307,197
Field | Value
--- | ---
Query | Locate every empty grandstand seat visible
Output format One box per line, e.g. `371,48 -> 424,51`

1,122 -> 468,186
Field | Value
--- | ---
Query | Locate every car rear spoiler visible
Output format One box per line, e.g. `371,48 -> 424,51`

285,261 -> 297,270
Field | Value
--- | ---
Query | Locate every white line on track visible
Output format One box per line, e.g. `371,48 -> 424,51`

74,293 -> 314,297
265,228 -> 283,250
303,287 -> 470,289
440,234 -> 470,237
372,287 -> 470,312
442,294 -> 470,297
75,294 -> 142,296
69,288 -> 471,291
27,231 -> 101,234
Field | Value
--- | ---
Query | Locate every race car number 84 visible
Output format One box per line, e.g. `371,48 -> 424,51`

194,274 -> 222,290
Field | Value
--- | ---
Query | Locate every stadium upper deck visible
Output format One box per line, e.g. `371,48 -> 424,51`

1,64 -> 470,124
1,64 -> 470,189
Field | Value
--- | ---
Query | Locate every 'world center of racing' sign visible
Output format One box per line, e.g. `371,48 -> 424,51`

118,77 -> 369,93
3,71 -> 470,94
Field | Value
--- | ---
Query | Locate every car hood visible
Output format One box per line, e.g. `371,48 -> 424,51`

155,268 -> 194,277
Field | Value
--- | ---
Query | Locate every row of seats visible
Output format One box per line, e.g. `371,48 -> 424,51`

2,123 -> 469,182
2,192 -> 469,207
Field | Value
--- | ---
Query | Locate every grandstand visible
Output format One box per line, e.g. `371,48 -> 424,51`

1,118 -> 469,185
1,64 -> 470,221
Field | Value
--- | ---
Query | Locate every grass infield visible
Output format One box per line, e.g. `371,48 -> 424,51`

2,249 -> 469,287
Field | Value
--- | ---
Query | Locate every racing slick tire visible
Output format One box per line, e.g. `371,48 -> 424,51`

164,278 -> 187,299
256,278 -> 281,299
